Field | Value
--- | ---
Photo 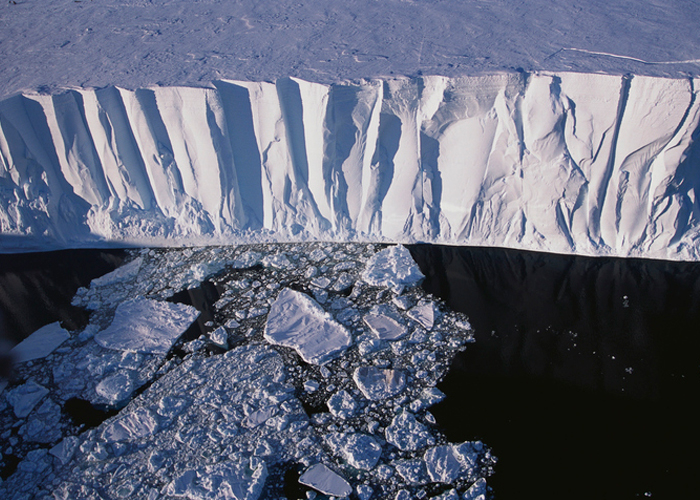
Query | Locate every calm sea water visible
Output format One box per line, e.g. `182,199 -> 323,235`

409,244 -> 700,500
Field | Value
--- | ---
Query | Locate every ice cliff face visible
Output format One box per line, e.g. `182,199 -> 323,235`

1,72 -> 699,259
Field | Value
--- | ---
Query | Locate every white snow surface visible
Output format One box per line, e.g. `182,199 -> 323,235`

94,296 -> 199,354
264,288 -> 352,365
9,321 -> 69,363
1,72 -> 700,260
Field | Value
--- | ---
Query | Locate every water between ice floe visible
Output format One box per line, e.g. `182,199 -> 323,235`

1,245 -> 699,498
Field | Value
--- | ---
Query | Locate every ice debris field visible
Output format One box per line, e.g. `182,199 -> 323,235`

0,243 -> 495,499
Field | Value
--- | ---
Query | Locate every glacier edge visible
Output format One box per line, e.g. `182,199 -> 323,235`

1,72 -> 700,260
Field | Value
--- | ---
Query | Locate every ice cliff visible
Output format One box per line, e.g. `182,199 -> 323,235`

1,72 -> 700,259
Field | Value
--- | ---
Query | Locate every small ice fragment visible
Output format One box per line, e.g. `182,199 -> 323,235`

327,390 -> 358,419
243,406 -> 278,429
6,380 -> 49,418
340,434 -> 382,470
210,326 -> 228,348
407,303 -> 436,330
392,295 -> 415,310
262,253 -> 293,269
304,380 -> 320,393
94,297 -> 199,354
49,436 -> 80,465
299,463 -> 352,498
385,411 -> 430,451
362,245 -> 424,289
96,371 -> 135,405
464,478 -> 488,500
353,366 -> 406,401
356,484 -> 373,500
102,407 -> 158,442
225,318 -> 241,329
423,442 -> 482,484
264,289 -> 351,365
363,314 -> 408,341
10,322 -> 69,363
433,489 -> 460,500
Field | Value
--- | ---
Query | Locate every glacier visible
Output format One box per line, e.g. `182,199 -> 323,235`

1,72 -> 700,260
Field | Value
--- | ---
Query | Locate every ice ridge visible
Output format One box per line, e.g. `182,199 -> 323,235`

1,73 -> 700,260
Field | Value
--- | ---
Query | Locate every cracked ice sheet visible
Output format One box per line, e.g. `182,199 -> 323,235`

94,296 -> 199,354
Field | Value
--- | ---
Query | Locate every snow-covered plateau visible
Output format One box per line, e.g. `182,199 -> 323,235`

2,73 -> 700,260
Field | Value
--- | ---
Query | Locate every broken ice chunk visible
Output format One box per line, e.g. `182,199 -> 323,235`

165,455 -> 267,500
264,289 -> 351,365
423,442 -> 482,484
385,411 -> 430,451
340,434 -> 382,470
299,463 -> 352,498
94,297 -> 199,354
353,366 -> 406,401
49,435 -> 80,465
209,327 -> 228,349
304,380 -> 320,393
6,380 -> 49,418
363,314 -> 408,341
102,407 -> 159,442
464,478 -> 488,500
407,302 -> 437,330
394,459 -> 430,485
95,371 -> 135,405
362,245 -> 424,289
326,390 -> 358,419
10,322 -> 70,363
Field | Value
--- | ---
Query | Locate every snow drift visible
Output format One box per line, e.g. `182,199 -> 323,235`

1,72 -> 699,259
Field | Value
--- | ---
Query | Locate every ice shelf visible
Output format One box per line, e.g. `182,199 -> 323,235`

1,74 -> 700,260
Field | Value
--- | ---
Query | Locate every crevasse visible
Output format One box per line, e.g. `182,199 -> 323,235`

1,72 -> 699,259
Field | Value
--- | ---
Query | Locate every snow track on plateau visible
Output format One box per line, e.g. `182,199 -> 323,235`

1,72 -> 700,260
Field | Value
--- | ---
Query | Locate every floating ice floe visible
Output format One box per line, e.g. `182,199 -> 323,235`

353,366 -> 407,400
10,322 -> 70,363
363,313 -> 408,340
264,288 -> 352,365
6,380 -> 49,418
408,302 -> 437,330
362,245 -> 425,289
424,442 -> 484,484
299,463 -> 352,497
94,296 -> 199,354
385,411 -> 431,451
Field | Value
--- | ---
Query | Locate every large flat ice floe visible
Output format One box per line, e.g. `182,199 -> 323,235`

2,73 -> 700,260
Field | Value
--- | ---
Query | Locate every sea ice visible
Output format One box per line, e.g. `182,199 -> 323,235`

464,478 -> 488,500
407,302 -> 437,330
327,390 -> 358,419
95,371 -> 135,405
165,456 -> 267,500
423,442 -> 483,484
10,322 -> 69,363
353,366 -> 406,401
299,463 -> 352,497
94,297 -> 199,354
363,313 -> 408,340
385,411 -> 431,451
6,381 -> 49,418
339,433 -> 382,471
361,246 -> 425,289
102,407 -> 159,442
264,288 -> 351,365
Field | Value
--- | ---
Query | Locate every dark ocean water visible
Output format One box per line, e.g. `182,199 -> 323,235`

408,244 -> 700,500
